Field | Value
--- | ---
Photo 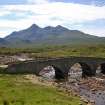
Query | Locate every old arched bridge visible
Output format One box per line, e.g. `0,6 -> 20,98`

5,56 -> 105,79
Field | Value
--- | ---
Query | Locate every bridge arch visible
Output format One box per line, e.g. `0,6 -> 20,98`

79,62 -> 93,77
39,65 -> 65,80
68,62 -> 93,78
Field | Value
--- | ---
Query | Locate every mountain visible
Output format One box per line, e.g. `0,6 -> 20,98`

1,24 -> 105,47
0,38 -> 9,46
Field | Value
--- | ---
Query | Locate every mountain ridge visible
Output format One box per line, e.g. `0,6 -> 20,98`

0,24 -> 104,47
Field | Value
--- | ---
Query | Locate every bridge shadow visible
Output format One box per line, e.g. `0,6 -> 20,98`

100,63 -> 105,74
53,66 -> 65,80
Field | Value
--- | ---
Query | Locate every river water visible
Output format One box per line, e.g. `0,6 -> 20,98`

67,75 -> 105,105
68,65 -> 105,105
79,88 -> 105,105
62,81 -> 105,105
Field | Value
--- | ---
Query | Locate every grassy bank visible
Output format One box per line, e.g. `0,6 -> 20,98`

0,44 -> 105,58
0,74 -> 84,105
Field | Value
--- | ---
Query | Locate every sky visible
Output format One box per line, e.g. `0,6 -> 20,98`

0,0 -> 105,37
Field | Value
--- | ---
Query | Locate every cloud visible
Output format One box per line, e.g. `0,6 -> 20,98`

27,0 -> 49,4
0,2 -> 105,37
2,3 -> 105,22
0,9 -> 11,16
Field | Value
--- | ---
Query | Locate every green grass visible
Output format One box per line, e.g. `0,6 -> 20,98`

1,44 -> 105,58
0,75 -> 84,105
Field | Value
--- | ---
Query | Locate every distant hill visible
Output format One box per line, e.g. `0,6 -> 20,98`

0,24 -> 105,47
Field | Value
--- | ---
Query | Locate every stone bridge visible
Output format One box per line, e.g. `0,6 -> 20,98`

5,56 -> 105,79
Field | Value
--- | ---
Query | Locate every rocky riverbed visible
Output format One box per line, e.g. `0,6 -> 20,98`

57,74 -> 105,105
36,64 -> 105,105
24,73 -> 105,105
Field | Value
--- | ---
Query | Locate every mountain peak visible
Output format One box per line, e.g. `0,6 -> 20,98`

55,25 -> 69,31
56,25 -> 63,28
29,24 -> 40,29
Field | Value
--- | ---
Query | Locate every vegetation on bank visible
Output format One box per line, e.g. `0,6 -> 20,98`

0,44 -> 105,58
0,74 -> 84,105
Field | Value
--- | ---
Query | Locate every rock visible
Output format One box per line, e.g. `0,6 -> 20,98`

87,103 -> 92,105
91,89 -> 96,91
81,97 -> 88,103
90,100 -> 95,103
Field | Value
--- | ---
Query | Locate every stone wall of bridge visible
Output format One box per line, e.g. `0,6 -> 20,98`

4,57 -> 105,78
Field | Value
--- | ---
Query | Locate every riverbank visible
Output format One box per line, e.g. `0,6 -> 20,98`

0,74 -> 85,105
